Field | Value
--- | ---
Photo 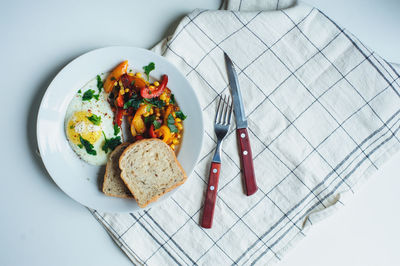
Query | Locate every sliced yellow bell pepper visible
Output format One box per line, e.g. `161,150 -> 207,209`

156,125 -> 172,144
164,105 -> 173,125
104,61 -> 128,93
132,105 -> 148,135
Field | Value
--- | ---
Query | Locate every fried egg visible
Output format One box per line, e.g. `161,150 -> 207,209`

64,75 -> 121,165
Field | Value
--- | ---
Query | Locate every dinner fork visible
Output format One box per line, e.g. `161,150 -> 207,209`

201,95 -> 233,229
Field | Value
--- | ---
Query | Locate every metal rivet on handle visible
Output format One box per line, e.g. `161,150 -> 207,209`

243,150 -> 248,155
240,133 -> 246,138
212,168 -> 217,173
210,186 -> 215,191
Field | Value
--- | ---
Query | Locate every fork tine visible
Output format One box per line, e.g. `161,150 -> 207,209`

218,95 -> 226,124
222,95 -> 228,125
223,96 -> 230,125
215,96 -> 222,123
227,97 -> 233,125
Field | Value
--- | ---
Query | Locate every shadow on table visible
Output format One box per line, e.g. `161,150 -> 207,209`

150,14 -> 186,49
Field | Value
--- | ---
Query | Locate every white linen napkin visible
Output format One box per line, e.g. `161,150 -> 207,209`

91,0 -> 400,265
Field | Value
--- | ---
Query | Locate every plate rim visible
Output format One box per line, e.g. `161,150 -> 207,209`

36,46 -> 204,212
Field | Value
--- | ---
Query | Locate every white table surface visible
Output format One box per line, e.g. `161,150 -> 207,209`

1,0 -> 399,265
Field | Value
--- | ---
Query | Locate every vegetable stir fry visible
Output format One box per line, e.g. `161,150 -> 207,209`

105,61 -> 186,150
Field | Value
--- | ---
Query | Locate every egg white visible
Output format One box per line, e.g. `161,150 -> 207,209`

64,75 -> 121,165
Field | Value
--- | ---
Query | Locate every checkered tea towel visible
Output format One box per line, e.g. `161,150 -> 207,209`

91,0 -> 400,265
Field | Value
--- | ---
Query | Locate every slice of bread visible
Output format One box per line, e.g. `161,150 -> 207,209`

119,139 -> 187,208
102,142 -> 133,198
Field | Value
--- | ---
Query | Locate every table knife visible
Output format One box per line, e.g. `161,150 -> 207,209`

224,52 -> 258,196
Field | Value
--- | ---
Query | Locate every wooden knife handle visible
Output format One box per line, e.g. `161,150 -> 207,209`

237,128 -> 258,196
201,162 -> 221,229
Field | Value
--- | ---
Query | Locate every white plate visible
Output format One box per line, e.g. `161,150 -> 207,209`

37,46 -> 204,212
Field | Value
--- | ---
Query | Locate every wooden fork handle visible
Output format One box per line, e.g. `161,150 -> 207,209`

201,162 -> 221,229
237,128 -> 258,196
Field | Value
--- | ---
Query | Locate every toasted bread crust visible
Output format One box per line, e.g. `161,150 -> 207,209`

102,142 -> 133,198
119,138 -> 187,208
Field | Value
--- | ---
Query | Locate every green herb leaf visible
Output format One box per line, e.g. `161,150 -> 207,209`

78,89 -> 81,93
77,144 -> 83,149
93,94 -> 100,101
124,96 -> 143,110
102,131 -> 122,153
79,136 -> 97,155
131,80 -> 135,86
86,114 -> 102,125
175,111 -> 187,120
70,125 -> 74,129
170,94 -> 175,104
96,75 -> 103,91
167,114 -> 175,124
167,114 -> 178,133
143,62 -> 155,81
144,98 -> 165,108
82,89 -> 95,101
110,77 -> 116,81
168,124 -> 178,133
153,120 -> 161,129
113,124 -> 120,136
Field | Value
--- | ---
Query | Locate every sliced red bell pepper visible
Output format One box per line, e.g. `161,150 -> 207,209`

120,74 -> 132,90
116,93 -> 124,108
114,107 -> 123,126
140,74 -> 168,99
149,124 -> 157,138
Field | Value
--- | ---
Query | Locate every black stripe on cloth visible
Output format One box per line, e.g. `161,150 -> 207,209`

192,170 -> 283,263
235,80 -> 400,263
184,11 -> 263,78
252,119 -> 400,265
117,211 -> 146,240
370,54 -> 400,89
251,55 -> 369,159
92,211 -> 144,263
144,4 -> 400,264
232,9 -> 379,174
168,195 -> 238,264
238,108 -> 400,264
128,212 -> 186,265
183,8 -> 315,113
280,10 -> 400,145
236,82 -> 399,263
385,59 -> 400,79
202,130 -> 307,241
242,15 -> 377,174
188,8 -> 327,170
130,212 -> 194,265
319,10 -> 400,98
188,6 -> 326,234
230,10 -> 354,198
140,212 -> 193,265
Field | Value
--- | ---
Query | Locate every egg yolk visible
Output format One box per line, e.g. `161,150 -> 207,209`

67,111 -> 102,145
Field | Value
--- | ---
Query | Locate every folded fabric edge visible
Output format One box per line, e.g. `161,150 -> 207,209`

223,0 -> 297,11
